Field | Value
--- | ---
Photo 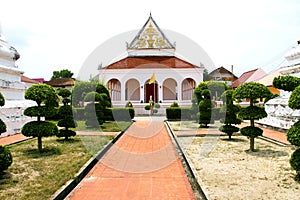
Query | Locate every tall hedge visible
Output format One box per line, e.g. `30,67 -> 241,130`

21,84 -> 59,152
56,89 -> 76,140
219,90 -> 241,140
198,89 -> 214,127
233,82 -> 271,151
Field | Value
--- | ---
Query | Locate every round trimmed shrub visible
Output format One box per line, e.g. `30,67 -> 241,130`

56,130 -> 76,138
154,103 -> 160,109
57,118 -> 77,128
219,125 -> 239,134
58,88 -> 71,98
290,148 -> 300,173
240,126 -> 263,138
0,146 -> 12,172
22,121 -> 58,137
0,119 -> 6,134
287,121 -> 300,146
24,106 -> 58,118
84,92 -> 102,102
238,106 -> 267,120
125,101 -> 133,108
58,105 -> 73,117
0,92 -> 4,106
144,105 -> 151,110
273,75 -> 300,92
289,85 -> 300,109
170,102 -> 179,108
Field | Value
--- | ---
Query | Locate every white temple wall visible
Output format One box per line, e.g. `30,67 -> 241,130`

101,67 -> 203,105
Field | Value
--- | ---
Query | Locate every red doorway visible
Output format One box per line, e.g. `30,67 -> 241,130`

145,82 -> 158,103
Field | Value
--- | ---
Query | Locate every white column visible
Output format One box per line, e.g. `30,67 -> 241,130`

158,82 -> 163,103
121,80 -> 126,103
140,84 -> 144,103
177,80 -> 182,102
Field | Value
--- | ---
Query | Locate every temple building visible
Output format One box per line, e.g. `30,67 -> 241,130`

98,15 -> 203,113
0,26 -> 36,136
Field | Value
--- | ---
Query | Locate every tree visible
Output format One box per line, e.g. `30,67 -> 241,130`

273,76 -> 300,178
203,69 -> 212,81
273,75 -> 300,92
84,91 -> 106,127
233,82 -> 272,151
50,69 -> 74,80
207,81 -> 228,100
21,84 -> 59,152
198,89 -> 214,127
72,81 -> 111,107
56,89 -> 76,140
0,92 -> 12,173
219,90 -> 242,140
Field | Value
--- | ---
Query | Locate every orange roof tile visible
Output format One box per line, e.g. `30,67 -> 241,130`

104,56 -> 198,69
21,75 -> 39,84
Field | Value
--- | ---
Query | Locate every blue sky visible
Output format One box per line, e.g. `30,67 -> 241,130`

1,0 -> 300,80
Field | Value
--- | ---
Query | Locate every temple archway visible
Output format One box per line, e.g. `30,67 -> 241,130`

107,79 -> 121,101
125,79 -> 140,101
163,78 -> 177,101
181,78 -> 196,100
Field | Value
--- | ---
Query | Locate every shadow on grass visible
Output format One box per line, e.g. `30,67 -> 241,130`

56,138 -> 80,144
0,171 -> 12,181
245,149 -> 289,157
22,146 -> 62,158
221,137 -> 247,142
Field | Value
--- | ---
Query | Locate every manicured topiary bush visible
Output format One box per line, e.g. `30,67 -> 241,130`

273,76 -> 300,178
273,75 -> 300,92
170,102 -> 179,108
198,89 -> 214,127
166,107 -> 181,121
112,108 -> 134,121
0,146 -> 12,173
21,84 -> 59,152
125,101 -> 133,108
219,90 -> 241,140
233,82 -> 272,151
56,89 -> 76,140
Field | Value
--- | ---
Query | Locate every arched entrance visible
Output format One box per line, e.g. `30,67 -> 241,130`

125,79 -> 140,101
107,79 -> 121,101
163,78 -> 177,101
144,80 -> 158,103
182,78 -> 196,100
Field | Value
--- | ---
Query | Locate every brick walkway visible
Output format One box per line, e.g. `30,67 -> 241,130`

0,134 -> 31,146
67,121 -> 196,200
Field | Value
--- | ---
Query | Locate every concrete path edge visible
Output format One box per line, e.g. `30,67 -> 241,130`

165,120 -> 211,200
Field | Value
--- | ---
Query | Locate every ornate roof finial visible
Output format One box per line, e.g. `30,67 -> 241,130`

150,12 -> 152,18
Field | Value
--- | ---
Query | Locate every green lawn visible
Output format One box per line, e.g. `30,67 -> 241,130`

0,135 -> 113,200
75,120 -> 132,132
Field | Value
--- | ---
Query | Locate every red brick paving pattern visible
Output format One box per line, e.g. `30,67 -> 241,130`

67,121 -> 196,200
0,134 -> 31,146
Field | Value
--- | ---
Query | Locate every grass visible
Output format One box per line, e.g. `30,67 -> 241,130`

75,120 -> 132,132
0,135 -> 113,200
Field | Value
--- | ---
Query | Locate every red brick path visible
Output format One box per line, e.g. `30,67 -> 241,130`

67,121 -> 196,200
0,134 -> 31,146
